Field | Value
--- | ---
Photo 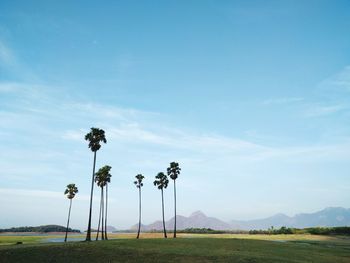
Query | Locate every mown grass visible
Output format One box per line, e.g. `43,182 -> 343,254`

2,232 -> 347,245
0,235 -> 42,245
0,235 -> 350,263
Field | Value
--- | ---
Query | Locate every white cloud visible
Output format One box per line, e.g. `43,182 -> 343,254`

3,81 -> 349,165
304,104 -> 347,117
0,82 -> 22,93
316,65 -> 350,95
327,66 -> 350,91
262,97 -> 304,105
0,188 -> 117,203
0,40 -> 15,65
62,129 -> 86,141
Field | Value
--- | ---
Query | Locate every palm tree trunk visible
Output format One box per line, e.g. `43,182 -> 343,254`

64,199 -> 72,242
137,187 -> 141,239
161,189 -> 167,238
86,151 -> 97,241
101,187 -> 105,240
173,180 -> 177,238
104,184 -> 108,240
96,188 -> 103,241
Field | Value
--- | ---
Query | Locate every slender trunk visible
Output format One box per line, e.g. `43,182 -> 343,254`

86,151 -> 97,241
173,180 -> 177,238
104,184 -> 108,240
137,187 -> 141,239
161,189 -> 167,238
96,188 -> 103,241
101,187 -> 105,240
64,199 -> 72,242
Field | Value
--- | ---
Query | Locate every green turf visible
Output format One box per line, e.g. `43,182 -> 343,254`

0,236 -> 45,245
0,237 -> 350,263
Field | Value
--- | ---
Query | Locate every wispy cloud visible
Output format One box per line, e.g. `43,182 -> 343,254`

0,188 -> 82,200
0,40 -> 39,82
0,188 -> 115,203
304,104 -> 348,117
296,66 -> 350,118
320,66 -> 350,92
0,40 -> 15,66
3,81 -> 350,166
0,82 -> 38,94
262,97 -> 304,105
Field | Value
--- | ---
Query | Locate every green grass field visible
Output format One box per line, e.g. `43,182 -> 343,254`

0,234 -> 349,262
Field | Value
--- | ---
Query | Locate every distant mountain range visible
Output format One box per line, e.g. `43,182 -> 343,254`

131,211 -> 232,231
131,207 -> 350,231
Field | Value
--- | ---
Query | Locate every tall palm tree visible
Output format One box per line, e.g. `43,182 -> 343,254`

95,182 -> 104,241
85,127 -> 107,241
154,172 -> 169,238
95,165 -> 112,241
134,174 -> 145,239
64,184 -> 78,242
95,173 -> 105,240
103,166 -> 112,240
167,162 -> 181,238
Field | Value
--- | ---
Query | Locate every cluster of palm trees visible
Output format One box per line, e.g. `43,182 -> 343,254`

84,127 -> 111,242
135,162 -> 181,239
95,165 -> 112,240
64,127 -> 181,242
64,127 -> 111,242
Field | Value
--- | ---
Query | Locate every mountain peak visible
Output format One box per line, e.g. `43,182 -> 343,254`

190,211 -> 206,217
270,213 -> 289,219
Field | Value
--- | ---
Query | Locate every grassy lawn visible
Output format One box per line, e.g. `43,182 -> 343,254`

0,235 -> 350,262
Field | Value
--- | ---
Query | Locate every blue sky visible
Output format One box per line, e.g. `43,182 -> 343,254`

0,0 -> 350,229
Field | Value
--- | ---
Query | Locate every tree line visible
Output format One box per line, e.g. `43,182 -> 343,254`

249,226 -> 350,235
0,225 -> 80,233
175,227 -> 350,236
64,127 -> 181,242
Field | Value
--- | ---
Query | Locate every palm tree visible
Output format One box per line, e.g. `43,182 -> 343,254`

64,184 -> 78,242
103,166 -> 112,240
134,174 -> 145,239
85,127 -> 107,241
167,162 -> 181,238
95,165 -> 112,241
95,172 -> 105,240
154,172 -> 169,238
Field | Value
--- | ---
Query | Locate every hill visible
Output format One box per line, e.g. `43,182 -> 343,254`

131,207 -> 350,231
230,207 -> 350,230
131,210 -> 231,231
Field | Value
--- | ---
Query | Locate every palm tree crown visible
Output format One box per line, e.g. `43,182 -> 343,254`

153,172 -> 169,190
95,165 -> 112,187
134,174 -> 144,188
85,127 -> 107,152
167,162 -> 181,180
64,184 -> 78,199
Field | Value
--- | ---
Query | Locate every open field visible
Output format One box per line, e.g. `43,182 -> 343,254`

1,232 -> 350,245
0,234 -> 350,262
